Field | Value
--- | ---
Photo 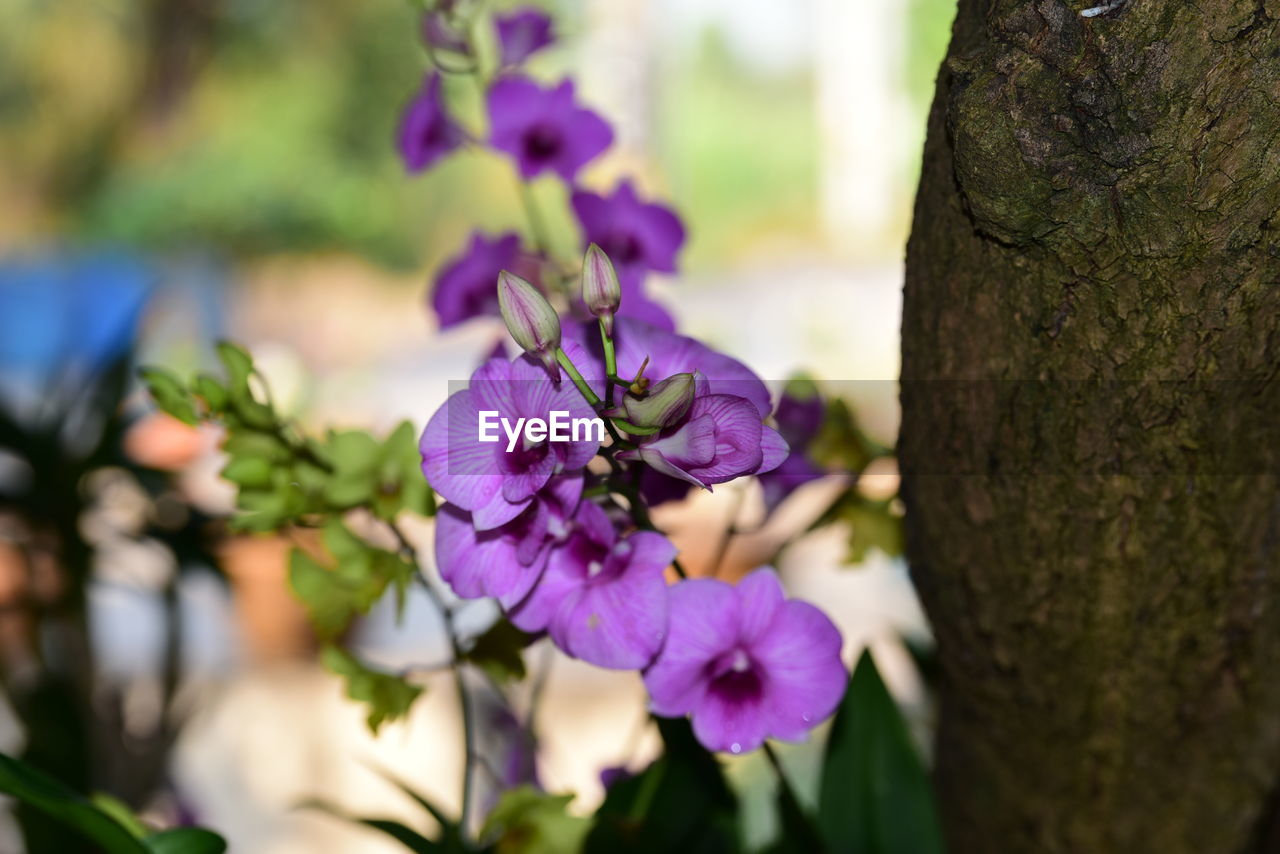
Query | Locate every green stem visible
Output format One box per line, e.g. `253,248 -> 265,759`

517,178 -> 555,263
395,524 -> 478,838
556,348 -> 600,407
601,319 -> 618,406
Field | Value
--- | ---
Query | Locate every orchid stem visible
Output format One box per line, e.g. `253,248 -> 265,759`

556,347 -> 600,407
517,177 -> 555,264
394,523 -> 478,839
601,320 -> 618,406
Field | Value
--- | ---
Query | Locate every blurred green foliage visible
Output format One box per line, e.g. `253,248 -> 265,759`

0,753 -> 227,853
658,32 -> 820,269
1,0 -> 957,272
0,0 -> 519,268
141,341 -> 436,733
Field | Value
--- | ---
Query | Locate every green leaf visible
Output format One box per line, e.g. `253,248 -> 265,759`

143,828 -> 228,854
323,430 -> 382,509
303,800 -> 443,853
0,752 -> 148,853
91,792 -> 149,838
817,650 -> 944,854
813,492 -> 904,563
215,341 -> 254,394
288,522 -> 414,639
808,398 -> 882,474
374,421 -> 436,520
216,341 -> 275,430
139,367 -> 199,426
192,374 -> 229,412
322,645 -> 423,734
289,550 -> 354,638
222,429 -> 291,463
463,618 -> 537,684
584,718 -> 741,854
844,499 -> 904,562
481,786 -> 589,854
763,754 -> 826,854
221,455 -> 273,488
362,763 -> 461,842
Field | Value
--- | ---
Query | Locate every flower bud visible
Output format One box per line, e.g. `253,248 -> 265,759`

422,11 -> 471,56
619,372 -> 696,428
581,244 -> 621,335
498,270 -> 562,381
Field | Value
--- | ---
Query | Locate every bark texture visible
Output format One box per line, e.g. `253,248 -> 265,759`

900,0 -> 1280,850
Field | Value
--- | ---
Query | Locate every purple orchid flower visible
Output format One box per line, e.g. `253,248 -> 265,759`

643,568 -> 847,754
616,389 -> 788,489
432,231 -> 542,329
618,278 -> 677,331
759,379 -> 827,512
420,345 -> 600,531
398,72 -> 465,173
488,76 -> 613,181
572,182 -> 684,330
509,500 -> 676,669
564,318 -> 774,418
562,318 -> 785,487
434,475 -> 581,607
571,180 -> 685,283
495,7 -> 554,67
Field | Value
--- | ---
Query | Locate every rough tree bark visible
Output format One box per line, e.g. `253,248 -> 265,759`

900,0 -> 1280,850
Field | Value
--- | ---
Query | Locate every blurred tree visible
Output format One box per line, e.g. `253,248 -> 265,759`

902,1 -> 1280,851
0,0 -> 487,268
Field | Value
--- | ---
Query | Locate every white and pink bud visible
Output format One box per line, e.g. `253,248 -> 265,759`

581,244 -> 622,335
498,270 -> 562,382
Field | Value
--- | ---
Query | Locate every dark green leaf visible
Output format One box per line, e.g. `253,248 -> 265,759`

303,799 -> 443,853
463,619 -> 537,684
817,650 -> 944,854
139,367 -> 198,426
362,763 -> 460,840
143,827 -> 228,854
584,718 -> 741,854
0,752 -> 148,853
481,786 -> 588,854
764,752 -> 826,854
322,646 -> 423,734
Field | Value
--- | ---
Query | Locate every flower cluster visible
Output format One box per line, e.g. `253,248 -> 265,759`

398,4 -> 683,333
403,3 -> 847,755
420,244 -> 846,753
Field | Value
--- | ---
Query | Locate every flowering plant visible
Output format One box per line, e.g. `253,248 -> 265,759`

137,2 -> 935,851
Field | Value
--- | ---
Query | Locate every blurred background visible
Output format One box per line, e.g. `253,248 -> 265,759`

0,0 -> 953,850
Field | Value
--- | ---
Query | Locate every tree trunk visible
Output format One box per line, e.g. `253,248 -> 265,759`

900,0 -> 1280,850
